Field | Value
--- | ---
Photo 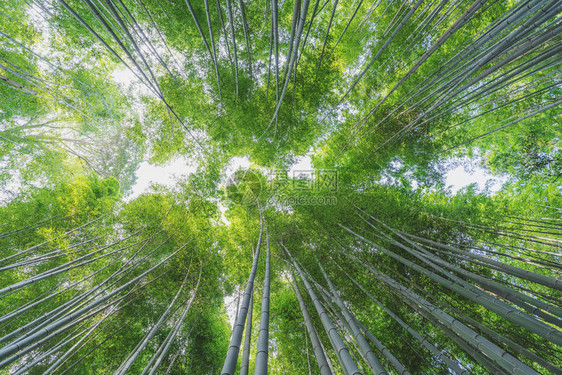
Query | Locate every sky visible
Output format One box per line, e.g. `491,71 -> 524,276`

128,154 -> 506,201
445,163 -> 506,194
125,156 -> 197,201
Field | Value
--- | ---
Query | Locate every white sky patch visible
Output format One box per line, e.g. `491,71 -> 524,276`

224,287 -> 241,329
288,154 -> 313,177
217,201 -> 230,226
111,68 -> 138,86
111,67 -> 154,100
223,156 -> 252,179
445,163 -> 507,195
26,4 -> 52,59
125,156 -> 197,201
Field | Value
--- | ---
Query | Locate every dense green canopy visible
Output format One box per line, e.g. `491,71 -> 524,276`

0,0 -> 560,374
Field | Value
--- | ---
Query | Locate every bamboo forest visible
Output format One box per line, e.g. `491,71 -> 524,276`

1,0 -> 561,373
